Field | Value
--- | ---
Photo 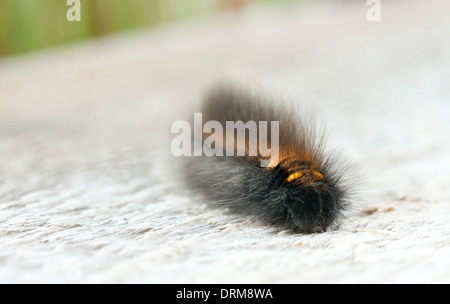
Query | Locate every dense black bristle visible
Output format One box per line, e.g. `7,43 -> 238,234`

183,84 -> 350,233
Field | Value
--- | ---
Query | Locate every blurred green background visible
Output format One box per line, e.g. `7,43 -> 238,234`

0,0 -> 295,57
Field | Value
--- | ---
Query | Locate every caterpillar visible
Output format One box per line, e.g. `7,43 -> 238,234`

182,84 -> 350,233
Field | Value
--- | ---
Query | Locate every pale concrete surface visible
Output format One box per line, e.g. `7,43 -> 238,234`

0,0 -> 449,283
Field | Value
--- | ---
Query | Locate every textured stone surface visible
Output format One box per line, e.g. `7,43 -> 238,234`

0,0 -> 449,283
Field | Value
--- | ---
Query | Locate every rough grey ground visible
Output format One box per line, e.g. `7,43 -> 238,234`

0,0 -> 449,283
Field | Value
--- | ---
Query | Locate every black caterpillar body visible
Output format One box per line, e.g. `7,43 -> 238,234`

185,85 -> 349,233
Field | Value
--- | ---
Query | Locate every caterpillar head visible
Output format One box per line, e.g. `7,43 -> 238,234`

267,158 -> 343,233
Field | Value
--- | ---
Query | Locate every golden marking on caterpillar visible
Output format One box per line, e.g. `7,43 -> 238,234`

312,170 -> 324,180
287,172 -> 304,182
183,84 -> 351,233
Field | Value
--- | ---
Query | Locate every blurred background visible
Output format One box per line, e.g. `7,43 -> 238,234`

1,0 -> 450,283
0,0 -> 299,57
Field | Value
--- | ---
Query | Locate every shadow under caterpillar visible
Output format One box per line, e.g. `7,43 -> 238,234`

182,84 -> 350,233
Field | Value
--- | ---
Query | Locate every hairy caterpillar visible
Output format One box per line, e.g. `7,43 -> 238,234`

183,84 -> 350,233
